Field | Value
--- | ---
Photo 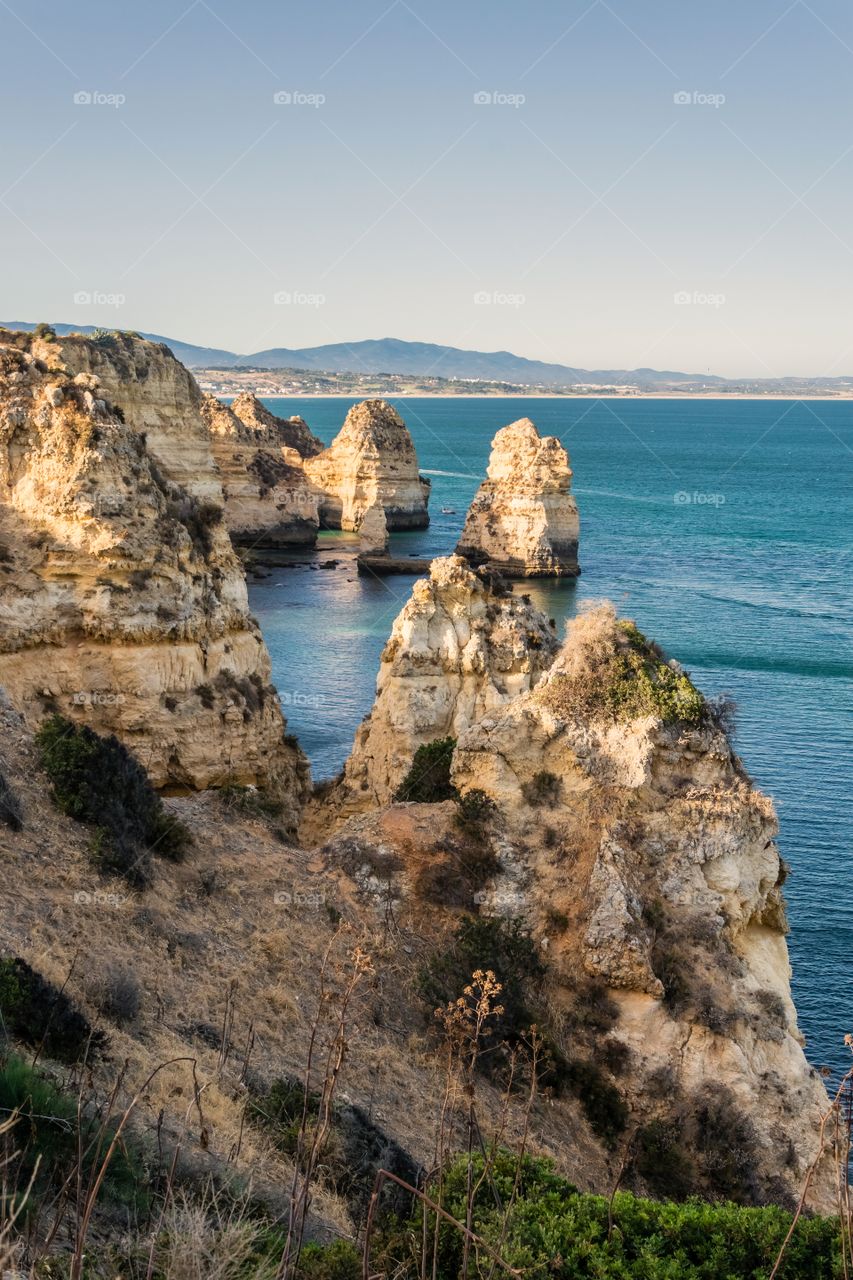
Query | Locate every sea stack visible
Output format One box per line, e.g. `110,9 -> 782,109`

0,328 -> 308,818
305,399 -> 430,531
456,417 -> 579,576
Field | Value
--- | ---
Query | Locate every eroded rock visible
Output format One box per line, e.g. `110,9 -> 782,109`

456,417 -> 579,576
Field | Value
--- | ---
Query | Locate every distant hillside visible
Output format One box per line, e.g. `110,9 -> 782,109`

234,338 -> 725,387
3,322 -> 851,391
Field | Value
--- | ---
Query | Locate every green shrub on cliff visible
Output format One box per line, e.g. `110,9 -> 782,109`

36,715 -> 191,884
395,737 -> 456,803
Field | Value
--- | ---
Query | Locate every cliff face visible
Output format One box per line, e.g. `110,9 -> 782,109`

313,578 -> 833,1209
456,418 -> 579,576
201,395 -> 319,548
340,556 -> 560,810
0,328 -> 308,818
449,603 -> 831,1206
228,392 -> 324,459
305,399 -> 430,530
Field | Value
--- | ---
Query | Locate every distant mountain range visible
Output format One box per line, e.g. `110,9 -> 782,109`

3,322 -> 851,392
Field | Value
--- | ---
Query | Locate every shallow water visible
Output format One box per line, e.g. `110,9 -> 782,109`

248,396 -> 853,1078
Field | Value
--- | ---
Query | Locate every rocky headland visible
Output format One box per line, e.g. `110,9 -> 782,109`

0,331 -> 840,1271
457,416 -> 580,576
0,327 -> 307,818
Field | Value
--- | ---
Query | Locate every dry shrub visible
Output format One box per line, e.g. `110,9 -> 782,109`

156,1187 -> 278,1280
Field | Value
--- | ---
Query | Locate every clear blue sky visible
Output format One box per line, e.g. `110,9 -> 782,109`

1,0 -> 851,376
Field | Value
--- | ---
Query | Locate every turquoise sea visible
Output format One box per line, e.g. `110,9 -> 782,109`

247,396 -> 853,1078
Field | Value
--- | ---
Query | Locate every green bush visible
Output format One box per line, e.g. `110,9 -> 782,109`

0,1053 -> 146,1209
453,788 -> 496,838
394,737 -> 456,803
605,621 -> 706,724
380,1150 -> 840,1279
0,768 -> 23,830
0,956 -> 106,1062
297,1239 -> 361,1279
36,715 -> 191,885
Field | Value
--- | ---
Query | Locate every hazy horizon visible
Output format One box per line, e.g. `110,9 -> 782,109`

2,0 -> 852,378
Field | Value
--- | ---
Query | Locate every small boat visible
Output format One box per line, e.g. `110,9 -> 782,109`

441,506 -> 457,515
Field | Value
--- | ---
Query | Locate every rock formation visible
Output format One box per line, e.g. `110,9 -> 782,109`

340,555 -> 559,809
447,602 -> 832,1206
228,392 -> 324,459
0,327 -> 308,819
201,394 -> 319,547
456,417 -> 579,576
357,502 -> 389,556
305,399 -> 430,530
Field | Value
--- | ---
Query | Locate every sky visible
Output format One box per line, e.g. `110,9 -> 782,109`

1,0 -> 851,378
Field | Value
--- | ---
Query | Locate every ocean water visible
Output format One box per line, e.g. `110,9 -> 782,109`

247,396 -> 853,1077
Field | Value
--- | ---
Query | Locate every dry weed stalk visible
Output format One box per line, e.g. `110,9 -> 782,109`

361,969 -> 539,1280
277,931 -> 374,1280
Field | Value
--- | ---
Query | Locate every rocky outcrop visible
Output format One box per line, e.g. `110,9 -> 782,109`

456,418 -> 579,576
448,603 -> 832,1208
0,328 -> 308,820
305,400 -> 430,530
201,395 -> 319,547
228,392 -> 324,459
339,556 -> 559,809
357,502 -> 389,556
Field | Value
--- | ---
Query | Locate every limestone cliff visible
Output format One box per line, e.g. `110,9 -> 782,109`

305,399 -> 430,530
201,394 -> 319,548
314,584 -> 833,1209
448,603 -> 832,1206
339,556 -> 559,810
456,417 -> 579,576
0,328 -> 308,818
228,392 -> 324,459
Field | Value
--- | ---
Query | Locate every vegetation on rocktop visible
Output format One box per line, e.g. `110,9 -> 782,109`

540,606 -> 706,726
36,715 -> 191,885
395,736 -> 456,802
